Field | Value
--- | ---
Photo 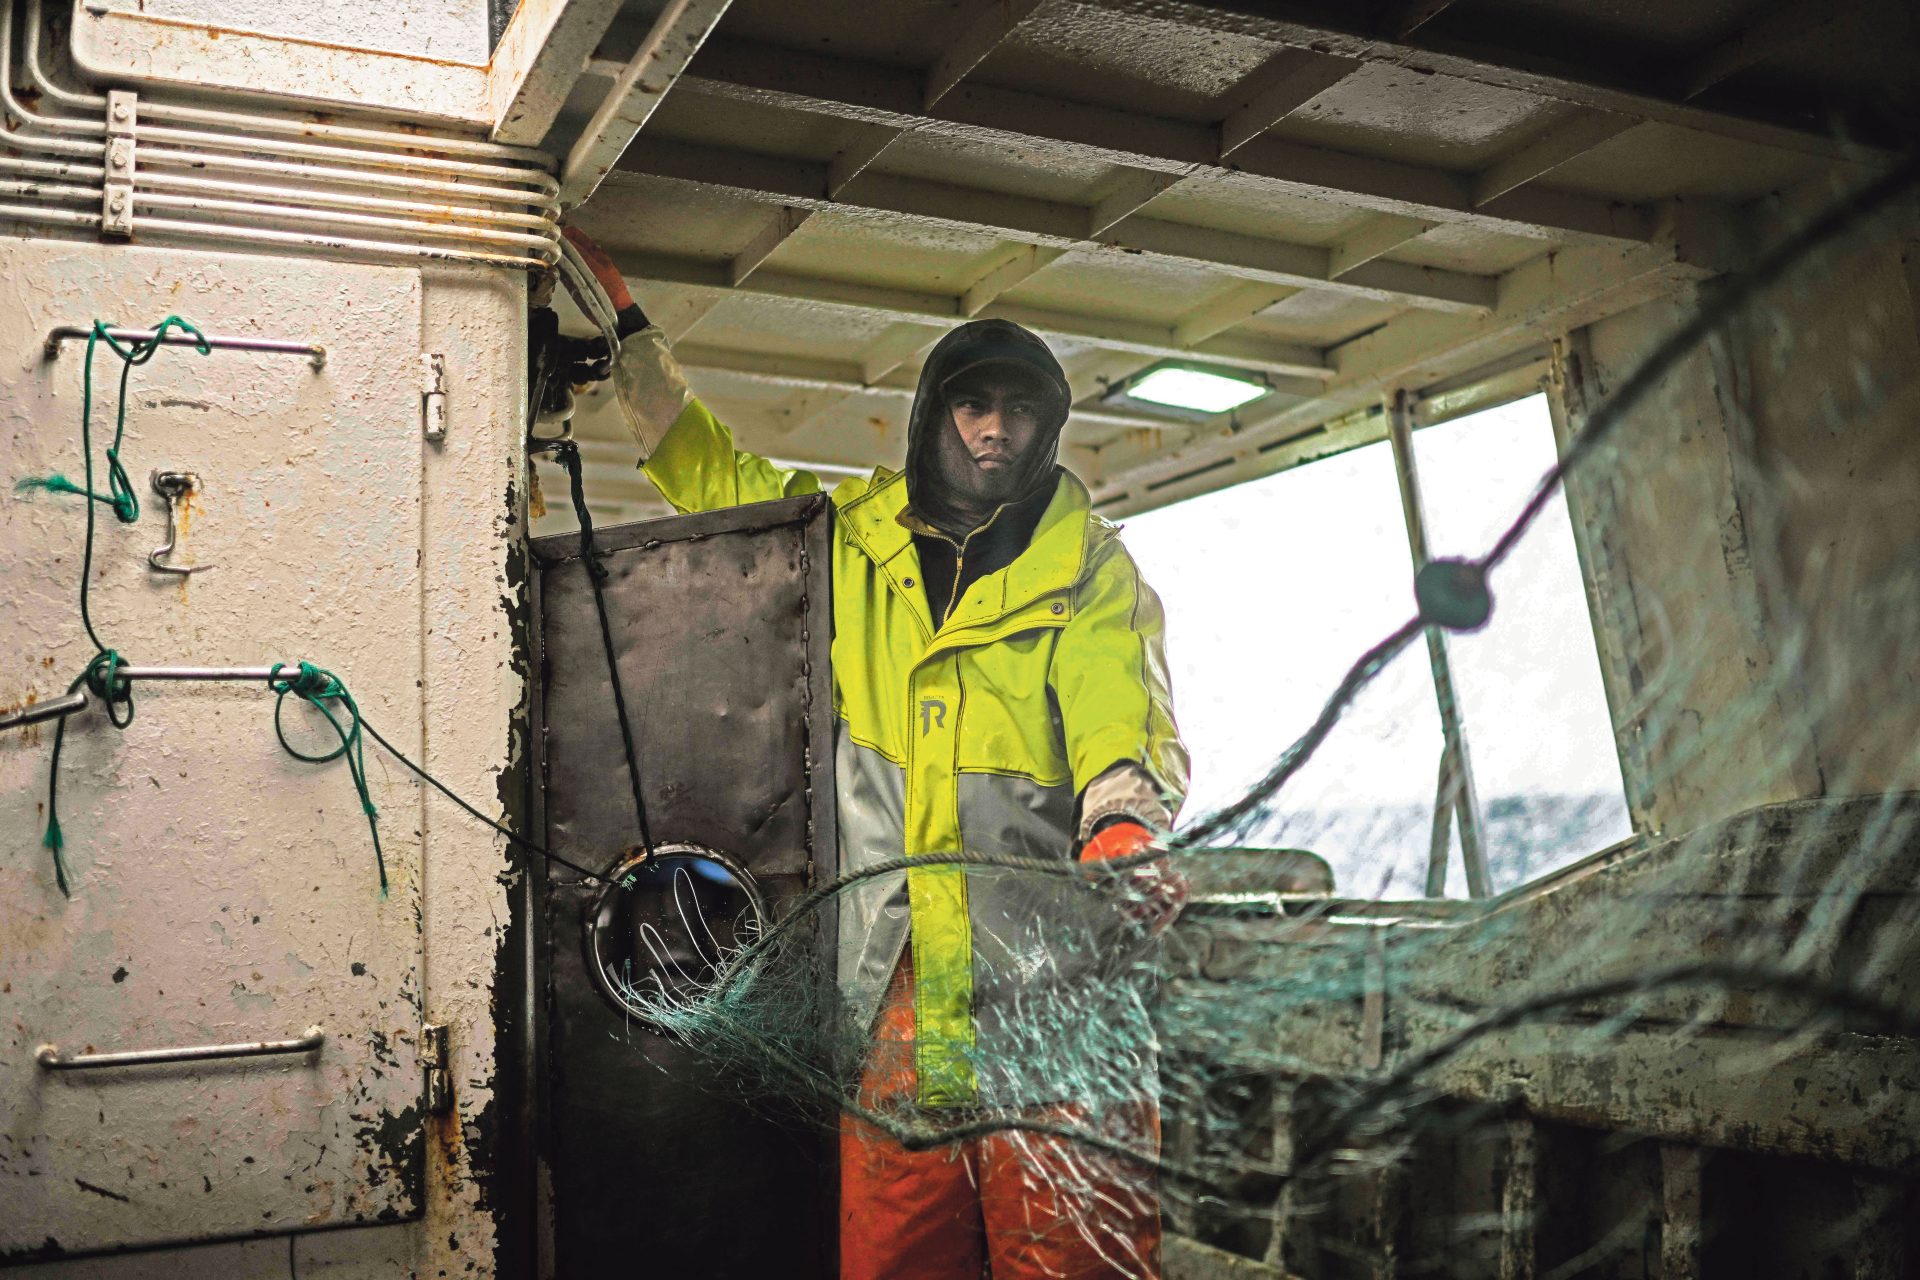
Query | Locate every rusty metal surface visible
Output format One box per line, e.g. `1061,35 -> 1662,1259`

530,492 -> 836,1277
1162,795 -> 1920,1275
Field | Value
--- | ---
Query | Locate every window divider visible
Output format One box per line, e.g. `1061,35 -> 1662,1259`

1387,387 -> 1493,899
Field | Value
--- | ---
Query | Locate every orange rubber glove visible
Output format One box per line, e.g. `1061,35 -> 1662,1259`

561,224 -> 635,312
1079,820 -> 1189,933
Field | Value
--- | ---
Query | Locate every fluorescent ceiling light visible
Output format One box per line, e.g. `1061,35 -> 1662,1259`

1126,367 -> 1269,414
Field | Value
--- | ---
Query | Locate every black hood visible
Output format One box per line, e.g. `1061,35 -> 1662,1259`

905,319 -> 1070,536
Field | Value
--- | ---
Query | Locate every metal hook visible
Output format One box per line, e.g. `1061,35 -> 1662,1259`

148,470 -> 212,576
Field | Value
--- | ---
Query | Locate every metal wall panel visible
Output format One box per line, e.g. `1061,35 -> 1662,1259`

531,493 -> 837,1278
0,237 -> 429,1258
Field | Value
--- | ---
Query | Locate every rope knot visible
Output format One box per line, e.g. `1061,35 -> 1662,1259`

81,650 -> 133,708
270,660 -> 340,700
269,661 -> 387,894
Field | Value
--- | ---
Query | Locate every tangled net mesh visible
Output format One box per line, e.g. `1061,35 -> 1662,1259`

599,158 -> 1920,1278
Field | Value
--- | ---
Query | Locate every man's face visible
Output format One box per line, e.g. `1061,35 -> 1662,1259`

935,366 -> 1049,515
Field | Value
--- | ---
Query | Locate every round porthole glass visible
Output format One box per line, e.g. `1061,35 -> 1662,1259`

584,843 -> 767,1023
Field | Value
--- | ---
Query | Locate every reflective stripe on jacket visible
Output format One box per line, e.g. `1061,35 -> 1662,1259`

641,394 -> 1187,1106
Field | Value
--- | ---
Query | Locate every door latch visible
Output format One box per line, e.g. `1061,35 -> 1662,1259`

149,470 -> 211,575
423,1023 -> 452,1114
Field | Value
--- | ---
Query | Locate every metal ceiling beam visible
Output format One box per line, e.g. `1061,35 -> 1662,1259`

491,0 -> 627,145
676,38 -> 1660,246
1329,214 -> 1437,278
827,0 -> 1048,198
1472,112 -> 1641,208
558,0 -> 733,206
1377,0 -> 1460,41
1088,232 -> 1718,513
613,246 -> 1335,385
617,136 -> 1504,314
1067,0 -> 1894,164
771,321 -> 944,435
926,0 -> 1049,110
729,205 -> 811,284
1668,0 -> 1850,101
1217,48 -> 1361,157
1085,169 -> 1186,237
961,245 -> 1066,315
1171,283 -> 1301,348
666,342 -> 1191,433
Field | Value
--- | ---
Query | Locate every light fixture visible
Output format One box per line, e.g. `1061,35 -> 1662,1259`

1099,362 -> 1273,422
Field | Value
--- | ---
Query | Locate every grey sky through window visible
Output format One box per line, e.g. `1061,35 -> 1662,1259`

1121,394 -> 1629,897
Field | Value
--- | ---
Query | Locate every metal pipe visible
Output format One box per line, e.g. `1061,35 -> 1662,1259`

38,1025 -> 324,1070
8,0 -> 554,196
0,665 -> 324,733
0,177 -> 96,202
0,0 -> 90,137
0,0 -> 563,271
142,101 -> 554,167
0,153 -> 103,182
138,190 -> 560,258
1424,747 -> 1455,898
138,124 -> 560,194
138,170 -> 552,230
1387,388 -> 1492,899
0,2 -> 101,156
559,235 -> 622,347
138,215 -> 554,272
138,147 -> 559,213
0,689 -> 88,731
0,201 -> 99,227
45,327 -> 324,363
23,0 -> 551,166
111,665 -> 305,681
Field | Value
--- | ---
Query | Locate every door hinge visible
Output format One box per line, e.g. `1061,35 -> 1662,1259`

423,1022 -> 452,1115
420,352 -> 448,442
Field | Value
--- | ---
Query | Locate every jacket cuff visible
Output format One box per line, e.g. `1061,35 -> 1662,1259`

614,302 -> 650,339
611,326 -> 695,460
1077,760 -> 1172,843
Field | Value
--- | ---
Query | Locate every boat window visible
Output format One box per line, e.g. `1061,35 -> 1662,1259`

1415,393 -> 1632,892
1121,392 -> 1629,898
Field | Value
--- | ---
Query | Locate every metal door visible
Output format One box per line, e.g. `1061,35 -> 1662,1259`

531,493 -> 837,1278
0,236 -> 428,1259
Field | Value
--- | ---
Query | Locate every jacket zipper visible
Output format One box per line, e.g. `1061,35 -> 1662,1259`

940,502 -> 1011,624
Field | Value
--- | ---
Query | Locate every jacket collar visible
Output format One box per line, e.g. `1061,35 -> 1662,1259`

841,469 -> 1107,632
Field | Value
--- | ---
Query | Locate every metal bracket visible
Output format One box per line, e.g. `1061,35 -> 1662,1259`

102,89 -> 136,237
148,470 -> 211,575
421,352 -> 448,441
423,1023 -> 452,1114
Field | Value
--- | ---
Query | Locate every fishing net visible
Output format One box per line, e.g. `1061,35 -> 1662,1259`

586,160 -> 1920,1278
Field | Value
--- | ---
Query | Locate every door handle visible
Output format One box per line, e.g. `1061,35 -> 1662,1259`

37,1025 -> 324,1070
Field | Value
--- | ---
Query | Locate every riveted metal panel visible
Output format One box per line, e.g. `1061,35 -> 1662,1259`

531,493 -> 837,1277
0,237 -> 427,1259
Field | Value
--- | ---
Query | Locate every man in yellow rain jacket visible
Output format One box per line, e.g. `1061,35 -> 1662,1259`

568,228 -> 1188,1280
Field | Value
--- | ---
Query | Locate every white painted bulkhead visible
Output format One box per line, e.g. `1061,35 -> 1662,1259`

0,3 -> 535,1276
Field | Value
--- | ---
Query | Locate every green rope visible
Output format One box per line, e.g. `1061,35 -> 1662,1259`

70,318 -> 209,651
16,317 -> 620,900
269,662 -> 387,897
26,317 -> 210,895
